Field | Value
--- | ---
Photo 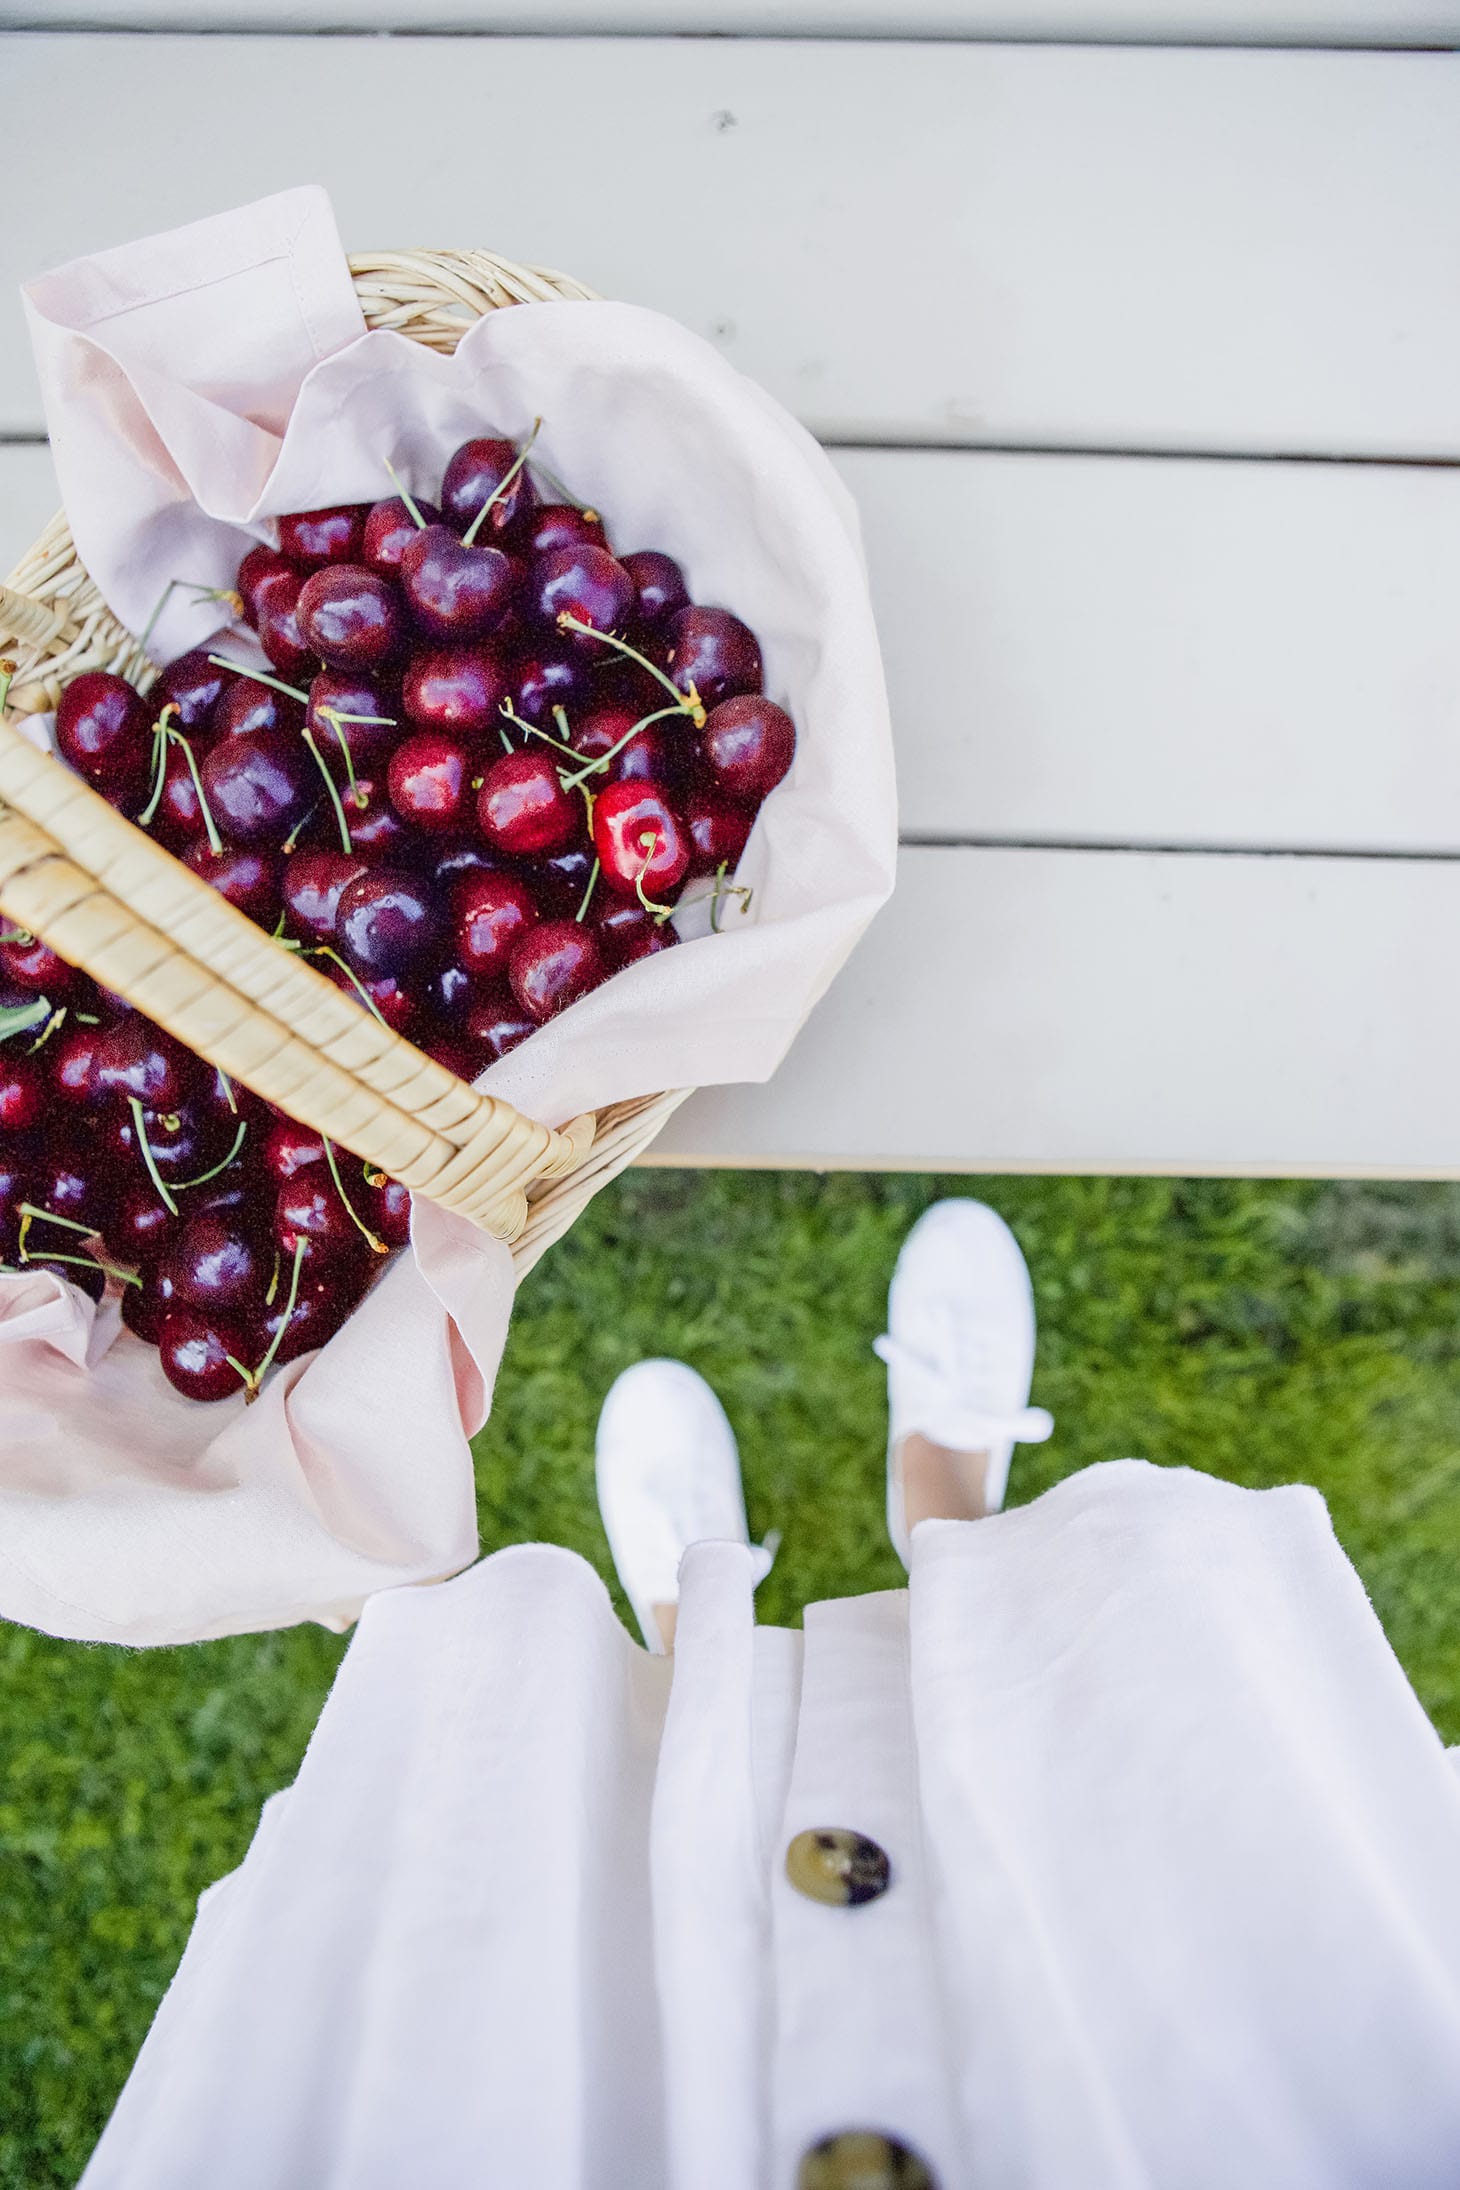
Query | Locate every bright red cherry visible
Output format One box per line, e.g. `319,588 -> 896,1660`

454,871 -> 538,981
592,780 -> 690,898
684,791 -> 755,876
336,868 -> 443,978
183,839 -> 281,923
157,1309 -> 249,1401
200,729 -> 313,847
702,695 -> 795,801
665,605 -> 763,708
363,493 -> 442,576
441,436 -> 535,544
153,649 -> 227,733
296,565 -> 403,674
401,525 -> 515,643
402,647 -> 507,737
282,848 -> 365,941
256,587 -> 316,682
508,921 -> 605,1022
0,933 -> 77,995
476,748 -> 580,857
274,1176 -> 371,1270
214,676 -> 304,741
49,1020 -> 105,1107
276,506 -> 369,567
533,545 -> 635,645
387,733 -> 471,834
93,1016 -> 199,1112
620,550 -> 689,627
0,1052 -> 43,1132
55,672 -> 152,799
237,545 -> 305,628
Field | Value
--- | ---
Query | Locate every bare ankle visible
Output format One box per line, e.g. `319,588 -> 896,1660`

897,1434 -> 992,1529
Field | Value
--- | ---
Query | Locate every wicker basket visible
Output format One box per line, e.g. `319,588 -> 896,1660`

0,248 -> 689,1273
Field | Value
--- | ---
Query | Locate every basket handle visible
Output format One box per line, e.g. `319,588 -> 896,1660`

0,584 -> 73,653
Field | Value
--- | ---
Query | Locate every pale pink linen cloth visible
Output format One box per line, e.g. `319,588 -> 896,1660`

81,1462 -> 1460,2189
6,190 -> 895,1645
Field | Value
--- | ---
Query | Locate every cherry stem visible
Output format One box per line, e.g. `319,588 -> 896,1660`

363,1165 -> 388,1189
19,1242 -> 140,1291
557,700 -> 686,792
575,857 -> 601,924
207,655 -> 310,705
554,616 -> 705,727
19,1201 -> 95,1239
323,1138 -> 388,1256
138,578 -> 243,658
172,721 -> 225,856
316,708 -> 361,805
283,799 -> 323,856
173,1118 -> 248,1192
383,457 -> 428,531
634,833 -> 674,920
137,705 -> 177,828
0,927 -> 33,947
498,699 -> 577,763
302,728 -> 354,853
0,998 -> 48,1043
307,945 -> 391,1030
218,1070 -> 238,1114
228,1237 -> 306,1402
128,1096 -> 179,1216
708,861 -> 754,935
265,1249 -> 281,1307
26,1005 -> 67,1054
461,417 -> 542,549
528,454 -> 597,522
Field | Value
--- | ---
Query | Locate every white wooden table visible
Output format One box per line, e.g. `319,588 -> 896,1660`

3,11 -> 1459,1174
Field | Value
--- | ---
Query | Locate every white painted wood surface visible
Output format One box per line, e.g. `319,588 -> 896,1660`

7,442 -> 1458,855
5,37 -> 1460,459
651,846 -> 1460,1175
11,0 -> 1458,36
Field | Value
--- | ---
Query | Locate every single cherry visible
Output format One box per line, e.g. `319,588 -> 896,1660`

428,961 -> 476,1021
432,840 -> 503,896
532,545 -> 635,645
107,1184 -> 180,1267
256,588 -> 316,683
572,706 -> 682,786
282,848 -> 365,941
620,550 -> 689,627
296,565 -> 403,674
157,1309 -> 249,1402
531,844 -> 597,921
684,790 -> 755,877
327,775 -> 417,864
592,781 -> 690,899
276,506 -> 369,567
440,436 -> 535,544
200,729 -> 313,847
476,748 -> 580,857
93,1016 -> 199,1112
524,505 -> 608,556
401,525 -> 515,643
387,733 -> 471,834
254,1273 -> 354,1364
0,933 -> 77,995
152,649 -> 227,734
306,670 -> 400,779
702,695 -> 795,801
454,870 -> 538,982
508,920 -> 606,1022
274,1176 -> 372,1269
597,899 -> 680,967
165,1214 -> 267,1316
261,1118 -> 326,1184
336,868 -> 443,978
213,675 -> 305,742
363,493 -> 442,576
237,545 -> 305,628
665,605 -> 763,708
402,647 -> 507,738
506,650 -> 586,727
54,672 -> 152,799
357,1172 -> 412,1248
49,1020 -> 105,1107
463,987 -> 537,1062
183,839 -> 281,923
0,1052 -> 43,1132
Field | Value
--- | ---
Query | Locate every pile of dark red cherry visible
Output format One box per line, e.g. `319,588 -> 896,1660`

0,429 -> 794,1401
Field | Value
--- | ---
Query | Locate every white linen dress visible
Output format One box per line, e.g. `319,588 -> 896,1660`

82,1460 -> 1460,2190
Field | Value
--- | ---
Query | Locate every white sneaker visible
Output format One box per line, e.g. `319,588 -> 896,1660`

595,1359 -> 777,1653
874,1199 -> 1053,1565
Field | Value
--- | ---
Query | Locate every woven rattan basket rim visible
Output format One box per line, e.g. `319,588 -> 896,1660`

0,247 -> 689,1254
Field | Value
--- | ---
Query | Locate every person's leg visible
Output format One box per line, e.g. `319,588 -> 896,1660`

595,1358 -> 776,1651
876,1199 -> 1053,1558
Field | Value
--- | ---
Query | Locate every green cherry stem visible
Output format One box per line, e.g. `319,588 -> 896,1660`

528,454 -> 597,521
574,857 -> 601,924
19,1242 -> 140,1290
128,1097 -> 179,1216
553,615 -> 706,726
26,1005 -> 67,1055
227,1237 -> 306,1403
461,418 -> 542,549
498,700 -> 578,763
307,946 -> 391,1029
137,705 -> 178,828
18,1201 -> 96,1239
173,725 -> 225,856
302,729 -> 354,853
323,1139 -> 388,1256
139,578 -> 245,658
173,1119 -> 248,1192
207,656 -> 310,705
0,657 -> 15,712
633,833 -> 674,921
0,998 -> 48,1043
557,701 -> 687,793
383,457 -> 428,531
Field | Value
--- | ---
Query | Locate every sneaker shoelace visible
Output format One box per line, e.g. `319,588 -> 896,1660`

872,1327 -> 1054,1451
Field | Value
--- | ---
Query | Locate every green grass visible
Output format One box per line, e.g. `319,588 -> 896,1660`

4,1170 -> 1460,2187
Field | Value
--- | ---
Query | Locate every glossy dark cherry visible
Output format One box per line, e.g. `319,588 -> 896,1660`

664,605 -> 763,708
306,670 -> 400,778
432,839 -> 503,896
329,775 -> 417,863
506,650 -> 586,728
684,790 -> 755,876
296,565 -> 403,674
402,647 -> 508,737
35,1142 -> 119,1234
274,1176 -> 373,1270
276,506 -> 369,567
387,733 -> 471,834
524,504 -> 608,556
454,870 -> 538,981
476,748 -> 580,857
620,550 -> 689,627
336,867 -> 442,978
532,545 -> 635,645
106,1100 -> 226,1184
49,1021 -> 104,1107
508,920 -> 605,1022
256,588 -> 316,682
237,545 -> 306,628
702,695 -> 795,801
165,1214 -> 266,1315
157,1310 -> 249,1401
282,848 -> 364,941
597,899 -> 680,967
183,839 -> 281,923
362,493 -> 442,576
531,844 -> 597,921
213,675 -> 305,741
153,649 -> 228,733
0,933 -> 77,995
0,1052 -> 43,1132
592,780 -> 690,898
401,525 -> 515,643
254,1273 -> 356,1364
108,1184 -> 180,1267
150,740 -> 209,844
440,436 -> 535,544
358,1172 -> 412,1249
261,1118 -> 327,1184
428,961 -> 476,1021
200,729 -> 313,848
575,707 -> 682,787
93,1016 -> 198,1112
352,971 -> 420,1035
54,672 -> 152,798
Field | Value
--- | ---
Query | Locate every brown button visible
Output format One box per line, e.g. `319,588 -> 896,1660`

797,2130 -> 937,2189
785,1827 -> 892,1907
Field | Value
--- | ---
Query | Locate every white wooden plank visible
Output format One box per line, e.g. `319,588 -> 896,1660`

12,1 -> 1458,38
8,442 -> 1459,855
649,844 -> 1460,1175
4,37 -> 1460,458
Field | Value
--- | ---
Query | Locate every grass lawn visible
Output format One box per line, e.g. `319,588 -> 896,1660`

3,1168 -> 1460,2186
